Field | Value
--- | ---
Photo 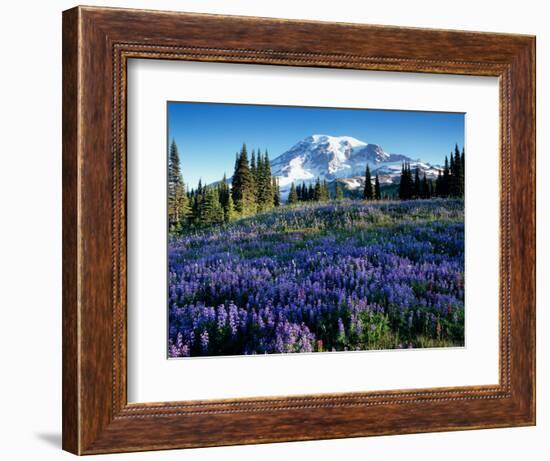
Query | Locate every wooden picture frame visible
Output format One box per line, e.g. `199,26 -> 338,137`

62,5 -> 535,455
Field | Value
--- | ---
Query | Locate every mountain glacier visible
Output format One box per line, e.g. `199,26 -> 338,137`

270,134 -> 442,193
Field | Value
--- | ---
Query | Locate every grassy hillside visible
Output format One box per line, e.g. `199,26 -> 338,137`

168,199 -> 465,357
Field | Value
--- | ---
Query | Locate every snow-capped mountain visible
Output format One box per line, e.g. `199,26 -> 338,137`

270,134 -> 441,193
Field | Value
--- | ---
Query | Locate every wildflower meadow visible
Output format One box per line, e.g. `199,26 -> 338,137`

168,199 -> 464,357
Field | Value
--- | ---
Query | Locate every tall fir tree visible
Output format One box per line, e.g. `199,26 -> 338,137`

272,177 -> 281,207
398,163 -> 406,199
313,177 -> 322,201
217,173 -> 235,223
442,156 -> 451,197
288,183 -> 298,205
435,169 -> 443,197
335,181 -> 344,200
374,174 -> 381,200
363,165 -> 373,200
414,167 -> 421,198
250,149 -> 258,204
450,144 -> 464,197
201,187 -> 225,226
300,181 -> 308,201
398,162 -> 414,200
257,150 -> 273,211
218,173 -> 229,208
250,149 -> 256,176
307,184 -> 314,201
224,192 -> 236,223
167,139 -> 190,232
190,188 -> 199,224
421,173 -> 429,199
449,151 -> 455,179
231,143 -> 256,216
320,179 -> 330,201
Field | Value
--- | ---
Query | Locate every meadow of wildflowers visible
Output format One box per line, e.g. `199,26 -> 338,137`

168,199 -> 464,357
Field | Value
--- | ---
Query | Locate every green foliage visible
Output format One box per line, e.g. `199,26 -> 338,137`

374,174 -> 381,200
421,173 -> 429,198
272,177 -> 281,207
313,177 -> 322,201
287,183 -> 299,205
414,167 -> 421,198
363,165 -> 373,200
201,187 -> 225,226
167,139 -> 190,233
335,181 -> 344,201
250,149 -> 258,203
442,156 -> 451,196
398,162 -> 415,200
402,145 -> 465,201
450,143 -> 464,197
256,150 -> 274,211
231,144 -> 256,216
224,192 -> 236,223
359,312 -> 396,349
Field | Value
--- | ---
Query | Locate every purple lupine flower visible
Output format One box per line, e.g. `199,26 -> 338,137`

200,330 -> 209,353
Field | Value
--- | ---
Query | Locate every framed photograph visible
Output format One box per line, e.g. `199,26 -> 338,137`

62,6 -> 535,455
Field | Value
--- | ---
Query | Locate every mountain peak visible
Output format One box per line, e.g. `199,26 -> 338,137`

267,134 -> 440,195
304,134 -> 367,149
271,134 -> 396,186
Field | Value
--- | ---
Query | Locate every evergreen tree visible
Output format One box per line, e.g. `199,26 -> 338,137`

442,156 -> 450,197
190,188 -> 199,224
257,150 -> 274,211
398,162 -> 414,200
216,173 -> 235,223
300,181 -> 308,201
224,192 -> 236,223
167,139 -> 190,232
250,149 -> 257,177
201,187 -> 225,226
335,181 -> 344,200
250,149 -> 258,204
320,180 -> 330,201
363,165 -> 373,200
374,174 -> 381,200
268,157 -> 274,197
449,151 -> 455,179
414,167 -> 421,198
398,163 -> 406,199
272,177 -> 281,207
307,184 -> 314,201
218,173 -> 230,208
435,170 -> 443,197
421,173 -> 429,199
231,144 -> 256,216
288,183 -> 298,205
450,144 -> 464,197
313,178 -> 322,201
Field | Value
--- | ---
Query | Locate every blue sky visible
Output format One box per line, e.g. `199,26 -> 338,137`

168,102 -> 464,189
